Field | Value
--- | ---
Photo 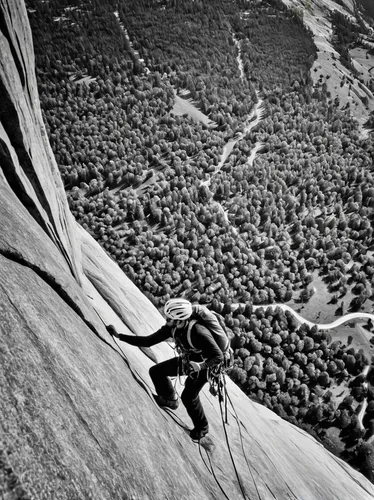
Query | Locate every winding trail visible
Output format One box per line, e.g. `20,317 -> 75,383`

199,96 -> 265,235
252,304 -> 374,429
247,141 -> 265,167
199,36 -> 266,235
202,31 -> 266,189
201,29 -> 266,217
114,11 -> 150,75
233,34 -> 244,81
202,96 -> 265,191
252,304 -> 374,331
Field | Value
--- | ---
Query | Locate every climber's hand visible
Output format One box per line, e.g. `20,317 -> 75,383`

107,324 -> 119,338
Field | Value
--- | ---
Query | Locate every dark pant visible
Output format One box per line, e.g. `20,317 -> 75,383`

149,356 -> 209,430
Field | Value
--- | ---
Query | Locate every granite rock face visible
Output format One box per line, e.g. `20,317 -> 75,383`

1,1 -> 374,499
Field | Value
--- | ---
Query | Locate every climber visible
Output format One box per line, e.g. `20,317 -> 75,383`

107,298 -> 229,441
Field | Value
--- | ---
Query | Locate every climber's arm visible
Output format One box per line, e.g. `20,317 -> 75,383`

107,324 -> 172,347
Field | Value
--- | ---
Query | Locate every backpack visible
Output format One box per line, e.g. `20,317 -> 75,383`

187,305 -> 234,369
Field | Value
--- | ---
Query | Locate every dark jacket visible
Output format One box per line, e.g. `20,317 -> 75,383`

118,321 -> 224,369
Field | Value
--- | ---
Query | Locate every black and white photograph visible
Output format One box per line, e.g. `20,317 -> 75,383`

1,0 -> 374,498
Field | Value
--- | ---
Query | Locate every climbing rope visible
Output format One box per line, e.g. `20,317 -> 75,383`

198,441 -> 232,500
217,374 -> 249,500
225,387 -> 262,500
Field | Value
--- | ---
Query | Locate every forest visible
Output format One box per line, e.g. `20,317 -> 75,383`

27,0 -> 374,479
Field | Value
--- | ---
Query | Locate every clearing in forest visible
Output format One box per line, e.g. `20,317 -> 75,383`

172,90 -> 217,128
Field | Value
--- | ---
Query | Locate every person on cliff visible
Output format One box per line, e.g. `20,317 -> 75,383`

107,298 -> 229,441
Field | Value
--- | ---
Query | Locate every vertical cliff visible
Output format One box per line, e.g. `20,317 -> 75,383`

1,1 -> 374,499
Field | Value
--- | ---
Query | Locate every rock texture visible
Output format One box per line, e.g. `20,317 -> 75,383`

1,1 -> 374,499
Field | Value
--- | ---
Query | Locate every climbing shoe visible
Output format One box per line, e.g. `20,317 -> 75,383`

190,426 -> 209,441
154,394 -> 179,410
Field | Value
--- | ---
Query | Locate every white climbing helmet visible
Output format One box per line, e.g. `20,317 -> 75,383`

164,298 -> 193,321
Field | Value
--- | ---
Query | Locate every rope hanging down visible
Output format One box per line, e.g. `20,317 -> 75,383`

225,387 -> 262,500
198,442 -> 232,500
217,375 -> 249,500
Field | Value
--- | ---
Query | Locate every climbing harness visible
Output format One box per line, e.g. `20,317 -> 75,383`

208,349 -> 233,405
